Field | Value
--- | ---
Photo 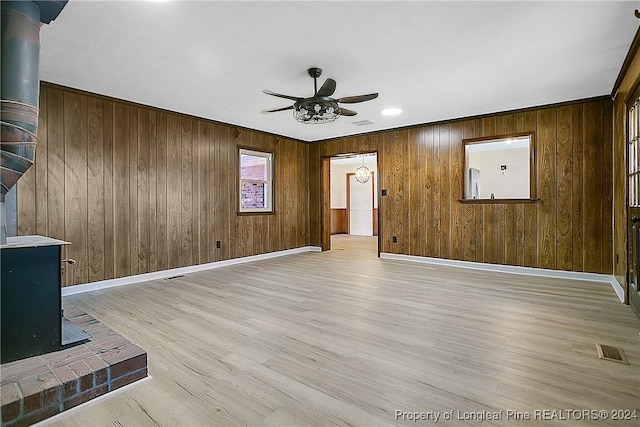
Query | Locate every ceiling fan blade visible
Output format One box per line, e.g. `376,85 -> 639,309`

336,93 -> 379,104
316,78 -> 337,97
338,107 -> 358,116
262,105 -> 294,113
263,90 -> 302,102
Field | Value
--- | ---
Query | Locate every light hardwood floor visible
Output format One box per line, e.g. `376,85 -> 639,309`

45,235 -> 639,426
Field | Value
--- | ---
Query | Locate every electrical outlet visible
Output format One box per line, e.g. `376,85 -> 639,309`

381,189 -> 388,196
616,254 -> 619,264
392,236 -> 397,243
216,240 -> 221,249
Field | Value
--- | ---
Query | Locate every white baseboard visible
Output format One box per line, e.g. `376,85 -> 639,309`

62,246 -> 322,297
380,252 -> 624,303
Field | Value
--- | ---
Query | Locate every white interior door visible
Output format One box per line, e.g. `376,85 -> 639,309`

349,175 -> 373,236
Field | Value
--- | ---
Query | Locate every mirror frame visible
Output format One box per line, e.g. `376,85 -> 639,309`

460,132 -> 537,204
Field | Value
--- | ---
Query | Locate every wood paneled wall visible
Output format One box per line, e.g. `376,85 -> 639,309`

15,84 -> 616,285
310,98 -> 614,274
613,42 -> 640,297
330,209 -> 347,234
16,83 -> 309,286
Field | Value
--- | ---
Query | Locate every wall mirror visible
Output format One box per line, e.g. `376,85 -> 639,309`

461,132 -> 536,202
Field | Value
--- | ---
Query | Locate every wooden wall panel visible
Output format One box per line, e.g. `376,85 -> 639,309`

373,208 -> 378,237
16,83 -> 309,286
330,209 -> 347,234
536,108 -> 557,270
196,121 -> 209,264
46,89 -> 65,244
166,114 -> 181,269
137,109 -> 149,274
449,123 -> 463,261
321,157 -> 331,251
35,86 -> 49,236
439,125 -> 451,259
424,126 -> 437,257
155,112 -> 168,271
556,105 -> 573,271
180,117 -> 193,267
583,102 -> 604,273
310,98 -> 614,275
87,97 -> 105,283
408,128 -> 424,256
382,133 -> 395,252
461,122 -> 476,262
520,110 -> 539,268
308,143 -> 321,247
602,100 -> 614,277
103,100 -> 115,280
64,92 -> 88,286
128,107 -> 139,277
148,111 -> 158,272
571,104 -> 584,272
113,103 -> 130,279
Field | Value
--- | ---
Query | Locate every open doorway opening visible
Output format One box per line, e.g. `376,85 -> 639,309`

321,152 -> 379,255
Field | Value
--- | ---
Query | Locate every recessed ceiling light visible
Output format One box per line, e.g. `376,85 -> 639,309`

382,108 -> 402,116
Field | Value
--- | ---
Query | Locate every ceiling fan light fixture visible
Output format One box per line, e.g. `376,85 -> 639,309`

293,99 -> 340,124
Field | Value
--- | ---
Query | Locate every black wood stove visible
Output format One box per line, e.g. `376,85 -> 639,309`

1,236 -> 88,363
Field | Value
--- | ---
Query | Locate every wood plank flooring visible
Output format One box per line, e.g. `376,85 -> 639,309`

45,235 -> 639,426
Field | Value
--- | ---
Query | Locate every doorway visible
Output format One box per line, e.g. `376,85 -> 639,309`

321,152 -> 379,254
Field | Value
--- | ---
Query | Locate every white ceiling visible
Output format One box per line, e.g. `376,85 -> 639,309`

39,1 -> 638,143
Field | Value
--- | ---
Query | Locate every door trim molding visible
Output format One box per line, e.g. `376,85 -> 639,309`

380,252 -> 624,302
320,151 -> 380,255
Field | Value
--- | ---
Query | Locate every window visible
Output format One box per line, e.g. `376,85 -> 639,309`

461,132 -> 537,203
626,85 -> 640,308
239,148 -> 273,213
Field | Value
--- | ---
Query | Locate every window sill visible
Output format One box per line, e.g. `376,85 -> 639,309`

458,199 -> 539,204
237,211 -> 277,216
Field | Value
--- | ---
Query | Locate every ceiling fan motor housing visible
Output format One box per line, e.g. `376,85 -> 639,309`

308,67 -> 322,78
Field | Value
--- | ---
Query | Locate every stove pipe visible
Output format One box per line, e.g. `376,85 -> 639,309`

1,1 -> 67,244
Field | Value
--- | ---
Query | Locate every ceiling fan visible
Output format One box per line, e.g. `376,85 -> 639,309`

262,67 -> 378,124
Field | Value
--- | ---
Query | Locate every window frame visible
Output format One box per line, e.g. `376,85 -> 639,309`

459,132 -> 538,204
238,147 -> 275,214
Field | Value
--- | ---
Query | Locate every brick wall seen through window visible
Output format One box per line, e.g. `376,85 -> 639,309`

239,149 -> 273,212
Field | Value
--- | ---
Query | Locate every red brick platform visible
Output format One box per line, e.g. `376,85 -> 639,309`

0,305 -> 147,427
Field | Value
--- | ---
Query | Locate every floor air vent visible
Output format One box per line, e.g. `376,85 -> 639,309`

596,343 -> 629,364
164,275 -> 184,281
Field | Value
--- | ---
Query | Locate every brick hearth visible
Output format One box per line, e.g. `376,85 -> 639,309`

0,305 -> 147,427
